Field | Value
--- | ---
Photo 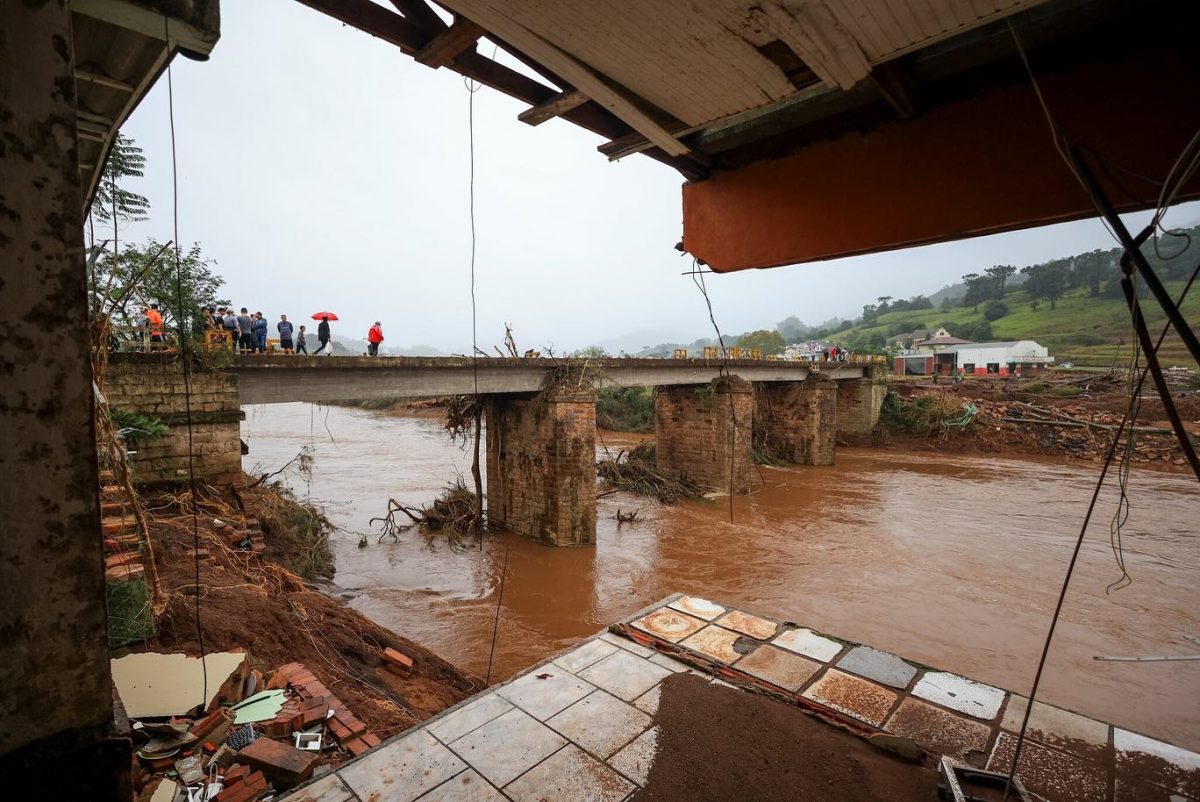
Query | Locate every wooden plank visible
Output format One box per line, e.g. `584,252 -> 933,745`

416,18 -> 484,67
439,0 -> 691,156
293,0 -> 425,55
388,0 -> 447,36
452,50 -> 556,106
517,89 -> 587,126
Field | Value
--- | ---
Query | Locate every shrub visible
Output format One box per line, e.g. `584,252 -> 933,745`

983,300 -> 1009,321
596,387 -> 654,433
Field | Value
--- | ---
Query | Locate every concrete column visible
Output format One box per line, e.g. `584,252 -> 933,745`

836,364 -> 890,436
0,3 -> 129,796
485,387 -> 597,546
655,376 -> 754,493
754,376 -> 837,465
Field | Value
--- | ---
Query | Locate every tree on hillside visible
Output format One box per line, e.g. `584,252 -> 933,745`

1022,262 -> 1069,309
985,265 -> 1017,295
876,296 -> 893,313
861,303 -> 879,324
572,345 -> 610,358
91,239 -> 227,334
962,272 -> 993,312
776,315 -> 810,343
1070,250 -> 1109,296
737,329 -> 785,355
92,133 -> 151,228
983,300 -> 1009,321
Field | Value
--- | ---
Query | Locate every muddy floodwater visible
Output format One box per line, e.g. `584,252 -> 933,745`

243,402 -> 1200,750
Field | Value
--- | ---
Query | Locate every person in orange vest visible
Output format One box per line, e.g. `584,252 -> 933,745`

146,303 -> 165,345
367,321 -> 384,357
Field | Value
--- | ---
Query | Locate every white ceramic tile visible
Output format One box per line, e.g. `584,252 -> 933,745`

648,653 -> 694,673
1115,729 -> 1200,773
632,685 -> 661,715
772,628 -> 843,662
667,596 -> 726,621
599,631 -> 656,658
428,693 -> 514,744
504,744 -> 636,802
285,773 -> 354,802
715,610 -> 778,640
496,667 -> 596,721
449,708 -> 567,788
631,608 -> 707,642
1000,696 -> 1109,754
680,625 -> 741,663
579,649 -> 672,702
340,729 -> 465,802
608,725 -> 659,786
553,639 -> 619,674
547,690 -> 653,758
418,769 -> 506,802
912,672 -> 1005,720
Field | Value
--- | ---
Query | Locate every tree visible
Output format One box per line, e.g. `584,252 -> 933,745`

876,296 -> 893,314
1022,263 -> 1069,309
985,265 -> 1017,295
908,295 -> 933,310
572,345 -> 610,358
91,239 -> 228,335
861,303 -> 879,324
983,300 -> 1009,321
963,276 -> 991,312
1070,250 -> 1108,296
737,329 -> 785,355
92,133 -> 150,227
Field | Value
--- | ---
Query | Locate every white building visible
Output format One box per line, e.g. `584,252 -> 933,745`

941,340 -> 1052,376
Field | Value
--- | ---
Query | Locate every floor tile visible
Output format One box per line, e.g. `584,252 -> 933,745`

449,708 -> 567,788
547,690 -> 652,758
504,744 -> 636,802
648,652 -> 694,673
1115,729 -> 1200,798
632,685 -> 661,715
553,639 -> 619,674
285,773 -> 354,802
837,646 -> 917,689
599,631 -> 656,658
715,610 -> 778,640
428,693 -> 514,744
419,769 -> 506,802
631,608 -> 707,642
802,669 -> 897,727
579,649 -> 672,701
772,628 -> 844,662
1114,776 -> 1197,801
339,728 -> 465,802
913,672 -> 1005,720
609,726 -> 659,786
988,731 -> 1110,802
495,667 -> 596,721
1000,695 -> 1110,759
680,625 -> 742,663
883,698 -> 992,759
733,645 -> 821,691
668,596 -> 725,621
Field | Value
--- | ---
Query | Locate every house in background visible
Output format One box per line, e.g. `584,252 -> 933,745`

894,339 -> 1053,376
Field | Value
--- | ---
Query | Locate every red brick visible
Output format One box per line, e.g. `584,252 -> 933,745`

361,732 -> 381,748
299,704 -> 329,729
237,737 -> 318,788
299,695 -> 327,712
383,648 -> 414,676
215,770 -> 268,802
223,764 -> 250,786
342,736 -> 371,757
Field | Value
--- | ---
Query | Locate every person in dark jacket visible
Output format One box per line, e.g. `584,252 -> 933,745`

277,314 -> 295,353
237,307 -> 254,354
251,312 -> 268,353
296,325 -> 308,355
313,316 -> 332,355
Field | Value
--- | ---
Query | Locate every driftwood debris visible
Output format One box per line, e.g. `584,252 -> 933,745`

597,442 -> 706,503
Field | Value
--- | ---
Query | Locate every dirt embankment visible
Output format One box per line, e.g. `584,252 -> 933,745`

864,373 -> 1200,471
122,481 -> 483,739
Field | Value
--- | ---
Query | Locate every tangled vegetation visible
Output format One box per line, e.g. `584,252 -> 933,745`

597,386 -> 655,432
370,479 -> 483,552
255,483 -> 336,581
109,407 -> 169,445
597,442 -> 707,503
878,391 -> 976,437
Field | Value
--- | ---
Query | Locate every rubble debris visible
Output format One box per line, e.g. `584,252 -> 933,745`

111,650 -> 249,718
236,736 -> 319,788
597,442 -> 707,503
384,647 -> 414,677
231,689 -> 286,724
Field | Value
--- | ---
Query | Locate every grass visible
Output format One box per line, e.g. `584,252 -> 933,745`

831,281 -> 1200,369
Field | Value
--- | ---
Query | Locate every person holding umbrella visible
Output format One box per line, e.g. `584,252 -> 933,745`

312,312 -> 336,355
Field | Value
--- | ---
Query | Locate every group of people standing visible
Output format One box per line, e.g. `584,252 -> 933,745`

203,307 -> 384,357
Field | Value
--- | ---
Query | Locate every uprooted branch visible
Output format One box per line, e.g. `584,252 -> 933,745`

369,479 -> 484,552
597,442 -> 706,503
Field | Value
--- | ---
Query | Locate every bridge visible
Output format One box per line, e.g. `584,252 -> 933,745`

104,354 -> 888,548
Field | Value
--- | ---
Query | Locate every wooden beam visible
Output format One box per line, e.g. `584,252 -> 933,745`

452,50 -> 556,106
292,0 -> 425,55
75,69 -> 134,93
439,1 -> 691,156
388,0 -> 447,36
416,18 -> 484,67
517,89 -> 587,126
77,109 -> 115,127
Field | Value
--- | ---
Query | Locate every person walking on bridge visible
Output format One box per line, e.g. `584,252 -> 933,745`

295,325 -> 308,355
277,314 -> 294,353
367,321 -> 384,357
313,315 -> 332,355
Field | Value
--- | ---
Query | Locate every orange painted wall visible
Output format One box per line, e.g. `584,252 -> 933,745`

682,47 -> 1200,272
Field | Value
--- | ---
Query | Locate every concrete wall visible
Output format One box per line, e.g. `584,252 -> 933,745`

485,389 -> 597,546
835,364 -> 889,436
754,377 -> 837,465
0,2 -> 126,793
104,357 -> 244,484
655,376 -> 754,493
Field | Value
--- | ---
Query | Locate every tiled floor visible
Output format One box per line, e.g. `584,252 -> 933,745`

282,594 -> 1200,802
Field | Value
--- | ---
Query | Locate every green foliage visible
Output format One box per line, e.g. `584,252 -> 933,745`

985,265 -> 1017,294
92,133 -> 150,226
596,387 -> 654,432
109,408 -> 168,444
106,578 -> 157,647
572,345 -> 610,358
736,329 -> 785,355
1021,262 -> 1069,309
983,300 -> 1009,321
91,239 -> 228,335
880,392 -> 972,436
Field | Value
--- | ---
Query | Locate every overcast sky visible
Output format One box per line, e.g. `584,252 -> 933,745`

116,0 -> 1198,354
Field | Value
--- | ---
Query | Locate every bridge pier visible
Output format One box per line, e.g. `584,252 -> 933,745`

753,376 -> 837,465
655,376 -> 754,493
485,386 -> 597,546
834,363 -> 889,436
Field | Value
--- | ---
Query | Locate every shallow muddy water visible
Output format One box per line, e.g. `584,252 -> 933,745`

243,402 -> 1200,749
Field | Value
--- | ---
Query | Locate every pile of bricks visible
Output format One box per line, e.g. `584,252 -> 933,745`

265,663 -> 381,757
100,475 -> 146,581
232,486 -> 266,554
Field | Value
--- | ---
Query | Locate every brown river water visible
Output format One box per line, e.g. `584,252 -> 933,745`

242,402 -> 1200,750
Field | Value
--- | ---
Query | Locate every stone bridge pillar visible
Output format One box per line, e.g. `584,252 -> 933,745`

485,386 -> 596,546
835,363 -> 890,436
754,376 -> 837,465
655,376 -> 754,493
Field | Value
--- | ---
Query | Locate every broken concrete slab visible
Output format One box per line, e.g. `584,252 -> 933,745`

111,650 -> 249,718
771,628 -> 843,662
733,645 -> 821,691
837,646 -> 917,689
503,744 -> 635,802
578,649 -> 672,702
546,689 -> 652,758
801,669 -> 898,727
281,773 -> 355,802
913,672 -> 1005,720
680,625 -> 742,663
238,736 -> 319,788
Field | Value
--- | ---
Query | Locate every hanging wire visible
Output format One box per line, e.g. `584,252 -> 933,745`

164,19 -> 208,712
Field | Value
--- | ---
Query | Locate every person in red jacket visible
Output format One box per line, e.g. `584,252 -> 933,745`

367,321 -> 384,356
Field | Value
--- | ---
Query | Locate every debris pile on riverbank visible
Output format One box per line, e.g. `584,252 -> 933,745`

121,480 -> 481,799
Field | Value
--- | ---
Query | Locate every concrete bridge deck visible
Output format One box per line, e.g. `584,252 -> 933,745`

230,355 -> 872,405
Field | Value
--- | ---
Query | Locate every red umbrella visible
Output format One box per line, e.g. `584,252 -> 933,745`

311,311 -> 339,321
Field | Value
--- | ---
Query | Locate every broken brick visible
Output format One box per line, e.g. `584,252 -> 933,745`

342,736 -> 371,757
361,732 -> 381,748
223,764 -> 250,786
237,737 -> 317,789
383,647 -> 414,676
215,770 -> 268,802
